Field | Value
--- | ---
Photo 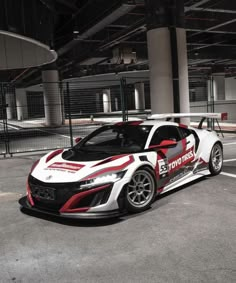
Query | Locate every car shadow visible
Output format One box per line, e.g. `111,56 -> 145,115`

20,207 -> 123,227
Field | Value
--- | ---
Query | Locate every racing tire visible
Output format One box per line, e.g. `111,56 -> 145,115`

209,143 -> 223,176
125,168 -> 156,213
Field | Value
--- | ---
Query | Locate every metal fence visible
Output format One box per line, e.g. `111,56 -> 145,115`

0,75 -> 235,157
0,78 -> 148,157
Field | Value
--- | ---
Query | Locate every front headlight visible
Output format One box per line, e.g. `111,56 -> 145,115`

80,171 -> 126,189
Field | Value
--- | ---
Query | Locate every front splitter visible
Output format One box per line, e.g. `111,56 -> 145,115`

19,196 -> 122,220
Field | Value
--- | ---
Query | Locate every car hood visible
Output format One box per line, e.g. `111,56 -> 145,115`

31,150 -> 134,183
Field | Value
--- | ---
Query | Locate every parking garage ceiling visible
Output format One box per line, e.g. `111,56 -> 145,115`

0,0 -> 236,86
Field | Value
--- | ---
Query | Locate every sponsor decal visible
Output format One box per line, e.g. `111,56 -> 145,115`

46,175 -> 53,180
47,162 -> 85,172
169,167 -> 191,184
168,147 -> 194,173
158,158 -> 168,179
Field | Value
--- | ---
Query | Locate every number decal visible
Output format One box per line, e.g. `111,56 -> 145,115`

158,158 -> 168,178
160,164 -> 168,173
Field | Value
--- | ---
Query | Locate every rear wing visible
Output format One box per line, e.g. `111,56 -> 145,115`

148,112 -> 228,135
148,113 -> 228,122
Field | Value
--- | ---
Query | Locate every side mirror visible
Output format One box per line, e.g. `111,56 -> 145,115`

75,137 -> 82,144
148,139 -> 177,149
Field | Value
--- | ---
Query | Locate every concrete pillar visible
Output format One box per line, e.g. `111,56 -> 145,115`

147,27 -> 173,114
59,83 -> 65,125
115,98 -> 118,111
225,77 -> 236,100
213,74 -> 225,101
176,28 -> 190,125
42,69 -> 62,127
15,88 -> 28,121
207,79 -> 212,102
134,82 -> 145,111
102,89 -> 111,113
95,93 -> 100,112
5,93 -> 15,120
146,0 -> 190,124
207,74 -> 226,103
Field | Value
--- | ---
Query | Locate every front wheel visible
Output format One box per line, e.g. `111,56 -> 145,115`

209,143 -> 223,176
125,169 -> 156,213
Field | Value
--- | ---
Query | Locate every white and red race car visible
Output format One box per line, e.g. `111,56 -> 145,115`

19,113 -> 226,219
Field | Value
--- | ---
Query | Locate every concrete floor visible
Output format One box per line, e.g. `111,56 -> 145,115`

0,136 -> 235,283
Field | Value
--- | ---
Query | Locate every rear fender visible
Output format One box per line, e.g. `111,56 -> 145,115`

194,129 -> 222,163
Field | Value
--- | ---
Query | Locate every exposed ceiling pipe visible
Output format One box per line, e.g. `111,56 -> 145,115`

187,7 -> 236,14
99,19 -> 146,51
39,0 -> 57,13
77,4 -> 136,40
188,59 -> 213,65
188,18 -> 236,38
11,68 -> 30,83
185,0 -> 212,12
185,16 -> 217,22
58,3 -> 136,56
57,41 -> 79,56
188,41 -> 227,51
99,27 -> 146,51
207,18 -> 236,31
188,42 -> 236,48
13,68 -> 40,84
187,28 -> 236,35
214,59 -> 232,64
108,24 -> 128,28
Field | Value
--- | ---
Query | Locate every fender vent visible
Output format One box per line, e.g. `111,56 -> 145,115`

139,156 -> 148,161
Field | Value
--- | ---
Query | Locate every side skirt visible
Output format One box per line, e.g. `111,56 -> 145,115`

160,169 -> 210,194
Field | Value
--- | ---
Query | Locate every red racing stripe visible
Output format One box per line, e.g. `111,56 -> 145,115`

59,184 -> 110,213
83,155 -> 134,180
179,123 -> 187,128
93,154 -> 128,167
26,181 -> 34,206
46,149 -> 63,163
48,162 -> 85,172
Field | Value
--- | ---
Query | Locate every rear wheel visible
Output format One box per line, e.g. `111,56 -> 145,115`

125,169 -> 156,213
209,143 -> 223,175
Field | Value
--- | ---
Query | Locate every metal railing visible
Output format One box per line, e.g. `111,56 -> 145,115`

0,79 -> 129,156
1,76 -> 235,158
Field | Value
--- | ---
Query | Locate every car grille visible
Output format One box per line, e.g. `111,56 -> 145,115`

28,175 -> 113,212
28,175 -> 80,212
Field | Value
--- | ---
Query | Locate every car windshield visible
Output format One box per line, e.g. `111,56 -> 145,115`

74,124 -> 152,155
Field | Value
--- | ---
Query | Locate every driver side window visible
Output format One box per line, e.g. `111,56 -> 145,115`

150,126 -> 181,146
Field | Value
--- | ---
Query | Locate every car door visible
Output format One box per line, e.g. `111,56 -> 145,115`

149,125 -> 195,188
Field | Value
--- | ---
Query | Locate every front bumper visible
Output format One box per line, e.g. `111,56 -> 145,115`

19,196 -> 122,219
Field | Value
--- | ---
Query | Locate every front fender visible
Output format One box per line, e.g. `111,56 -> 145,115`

124,152 -> 157,181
